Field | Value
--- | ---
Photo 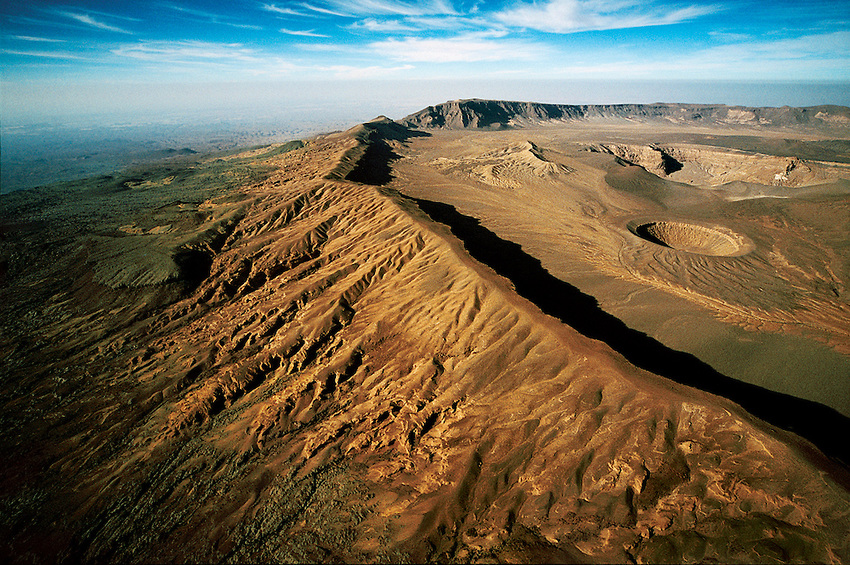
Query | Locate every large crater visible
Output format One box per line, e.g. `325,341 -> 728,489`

633,221 -> 751,256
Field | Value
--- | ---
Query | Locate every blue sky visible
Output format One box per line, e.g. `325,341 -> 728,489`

3,0 -> 849,81
1,0 -> 849,123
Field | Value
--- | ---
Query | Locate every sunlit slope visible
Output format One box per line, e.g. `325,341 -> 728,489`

0,123 -> 848,563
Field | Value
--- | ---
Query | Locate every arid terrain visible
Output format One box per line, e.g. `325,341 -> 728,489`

1,100 -> 850,563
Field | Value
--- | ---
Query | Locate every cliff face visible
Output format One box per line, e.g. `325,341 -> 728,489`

1,118 -> 849,564
400,98 -> 850,130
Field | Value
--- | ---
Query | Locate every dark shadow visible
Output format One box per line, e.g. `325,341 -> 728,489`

634,223 -> 672,249
660,152 -> 684,174
173,247 -> 213,291
409,196 -> 850,467
345,139 -> 395,186
345,120 -> 430,186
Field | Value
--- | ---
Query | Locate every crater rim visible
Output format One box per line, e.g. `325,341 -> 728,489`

629,220 -> 754,257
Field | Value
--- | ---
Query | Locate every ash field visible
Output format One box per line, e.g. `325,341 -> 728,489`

2,100 -> 850,563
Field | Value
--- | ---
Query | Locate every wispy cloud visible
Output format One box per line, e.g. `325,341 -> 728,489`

112,40 -> 260,64
494,0 -> 717,33
59,11 -> 133,34
349,18 -> 420,32
544,31 -> 850,79
698,31 -> 850,62
1,49 -> 86,60
11,35 -> 66,43
165,4 -> 264,30
300,3 -> 352,17
280,28 -> 330,37
262,4 -> 308,17
292,42 -> 350,52
348,13 -> 491,34
683,31 -> 850,79
4,0 -> 846,86
262,2 -> 349,18
80,8 -> 142,23
319,0 -> 458,17
708,31 -> 751,42
370,33 -> 542,62
405,15 -> 492,31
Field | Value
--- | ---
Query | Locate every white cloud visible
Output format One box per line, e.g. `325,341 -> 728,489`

299,3 -> 352,17
349,14 -> 495,34
350,18 -> 420,32
263,2 -> 351,18
262,4 -> 310,17
112,41 -> 261,64
318,0 -> 458,17
708,31 -> 751,42
11,36 -> 66,43
280,28 -> 330,37
495,0 -> 717,33
107,42 -> 317,78
60,11 -> 133,34
699,31 -> 850,61
541,31 -> 850,80
405,15 -> 495,31
165,4 -> 264,30
293,42 -> 349,52
673,31 -> 850,80
1,49 -> 85,60
370,33 -> 542,62
82,8 -> 142,23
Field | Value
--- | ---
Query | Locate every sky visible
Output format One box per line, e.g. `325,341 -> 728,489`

1,0 -> 850,125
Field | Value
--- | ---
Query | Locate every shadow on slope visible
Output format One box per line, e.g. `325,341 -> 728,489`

343,118 -> 430,186
408,196 -> 850,468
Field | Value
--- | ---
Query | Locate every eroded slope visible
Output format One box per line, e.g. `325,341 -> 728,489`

0,124 -> 849,564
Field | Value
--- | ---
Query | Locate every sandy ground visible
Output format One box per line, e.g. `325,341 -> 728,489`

392,123 -> 850,417
0,114 -> 848,563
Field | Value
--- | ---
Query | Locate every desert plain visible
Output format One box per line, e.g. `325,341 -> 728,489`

1,100 -> 850,563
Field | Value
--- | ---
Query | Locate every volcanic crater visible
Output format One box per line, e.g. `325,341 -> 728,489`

631,220 -> 753,256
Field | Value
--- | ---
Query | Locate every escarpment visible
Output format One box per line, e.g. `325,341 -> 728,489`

401,99 -> 850,132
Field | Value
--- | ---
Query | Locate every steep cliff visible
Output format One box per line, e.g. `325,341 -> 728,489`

401,98 -> 850,131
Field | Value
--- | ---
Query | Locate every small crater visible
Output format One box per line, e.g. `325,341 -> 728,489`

631,221 -> 752,256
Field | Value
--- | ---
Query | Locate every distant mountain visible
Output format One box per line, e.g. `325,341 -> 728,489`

400,98 -> 850,130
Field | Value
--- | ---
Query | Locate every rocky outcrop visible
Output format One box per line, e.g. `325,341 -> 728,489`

588,143 -> 684,176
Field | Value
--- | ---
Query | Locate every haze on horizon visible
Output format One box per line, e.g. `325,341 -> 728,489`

1,0 -> 849,126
